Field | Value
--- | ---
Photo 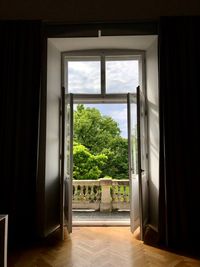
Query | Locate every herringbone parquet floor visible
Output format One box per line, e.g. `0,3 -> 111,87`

8,227 -> 200,267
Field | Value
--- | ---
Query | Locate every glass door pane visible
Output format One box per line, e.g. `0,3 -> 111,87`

137,86 -> 149,241
106,57 -> 139,94
66,57 -> 101,94
64,94 -> 73,234
127,93 -> 140,233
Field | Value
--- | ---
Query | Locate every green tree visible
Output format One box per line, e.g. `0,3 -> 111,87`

101,137 -> 128,179
73,142 -> 107,180
74,104 -> 120,154
73,105 -> 129,179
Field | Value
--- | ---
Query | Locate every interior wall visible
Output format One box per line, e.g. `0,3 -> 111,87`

44,40 -> 61,236
146,38 -> 159,230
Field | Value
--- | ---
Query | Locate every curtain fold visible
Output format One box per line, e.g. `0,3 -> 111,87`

0,21 -> 42,246
159,16 -> 200,255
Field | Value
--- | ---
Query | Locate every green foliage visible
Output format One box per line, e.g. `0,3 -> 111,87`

74,104 -> 120,154
73,105 -> 129,180
73,142 -> 107,180
101,137 -> 128,179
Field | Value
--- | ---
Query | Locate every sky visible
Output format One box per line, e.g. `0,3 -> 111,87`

68,59 -> 138,94
69,59 -> 138,138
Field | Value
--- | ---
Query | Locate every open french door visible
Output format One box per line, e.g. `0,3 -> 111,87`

127,93 -> 140,234
61,88 -> 73,239
137,86 -> 149,240
127,86 -> 148,240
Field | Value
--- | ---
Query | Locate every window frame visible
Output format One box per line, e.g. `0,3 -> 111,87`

61,49 -> 146,104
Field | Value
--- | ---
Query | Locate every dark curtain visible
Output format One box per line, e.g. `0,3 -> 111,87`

159,17 -> 200,255
0,21 -> 42,246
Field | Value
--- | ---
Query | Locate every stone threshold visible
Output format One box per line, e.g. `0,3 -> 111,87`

72,220 -> 130,226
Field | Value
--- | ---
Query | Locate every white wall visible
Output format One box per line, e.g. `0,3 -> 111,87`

45,40 -> 61,236
146,38 -> 159,230
44,36 -> 159,233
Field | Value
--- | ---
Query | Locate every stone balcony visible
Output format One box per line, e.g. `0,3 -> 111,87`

72,178 -> 130,212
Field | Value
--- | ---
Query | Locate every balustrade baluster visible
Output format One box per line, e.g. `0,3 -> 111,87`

119,185 -> 124,202
112,186 -> 118,202
73,185 -> 79,201
123,185 -> 127,202
126,185 -> 130,202
90,185 -> 95,201
85,185 -> 89,201
98,186 -> 101,201
94,186 -> 100,201
80,185 -> 84,200
117,185 -> 121,201
123,185 -> 126,202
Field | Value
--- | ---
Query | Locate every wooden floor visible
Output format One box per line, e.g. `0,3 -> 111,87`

8,227 -> 200,267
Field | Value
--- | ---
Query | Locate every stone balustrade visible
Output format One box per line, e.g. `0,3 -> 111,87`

72,178 -> 130,212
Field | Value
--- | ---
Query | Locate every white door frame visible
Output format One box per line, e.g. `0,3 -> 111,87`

61,49 -> 148,237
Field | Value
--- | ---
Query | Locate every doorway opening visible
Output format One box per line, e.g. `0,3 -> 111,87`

72,103 -> 131,226
61,49 -> 148,240
43,34 -> 159,242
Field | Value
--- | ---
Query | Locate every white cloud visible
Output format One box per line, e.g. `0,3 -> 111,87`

106,60 -> 138,93
108,107 -> 127,122
106,105 -> 137,138
68,61 -> 100,94
68,60 -> 139,94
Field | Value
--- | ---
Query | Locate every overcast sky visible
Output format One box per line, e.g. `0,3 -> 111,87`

68,60 -> 138,94
68,61 -> 101,94
69,59 -> 138,138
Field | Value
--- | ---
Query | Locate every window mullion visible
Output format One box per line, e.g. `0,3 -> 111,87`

101,55 -> 106,95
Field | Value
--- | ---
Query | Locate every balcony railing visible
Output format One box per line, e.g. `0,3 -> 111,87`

72,178 -> 130,212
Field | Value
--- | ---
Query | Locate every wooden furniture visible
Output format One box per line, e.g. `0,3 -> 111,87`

0,215 -> 8,267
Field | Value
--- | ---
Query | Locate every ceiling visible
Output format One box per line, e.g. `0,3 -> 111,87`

49,35 -> 157,52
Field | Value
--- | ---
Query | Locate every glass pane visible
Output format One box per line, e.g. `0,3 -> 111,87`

106,59 -> 138,94
65,98 -> 71,177
131,103 -> 137,174
68,60 -> 100,94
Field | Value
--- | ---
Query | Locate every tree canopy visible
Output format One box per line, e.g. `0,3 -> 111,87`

101,136 -> 128,179
73,104 -> 128,179
73,142 -> 107,180
74,104 -> 120,154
